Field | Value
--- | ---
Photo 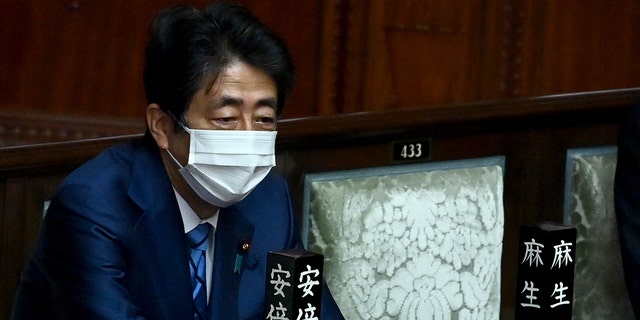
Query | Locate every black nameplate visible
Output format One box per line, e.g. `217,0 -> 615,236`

515,222 -> 576,319
392,139 -> 431,161
265,249 -> 324,319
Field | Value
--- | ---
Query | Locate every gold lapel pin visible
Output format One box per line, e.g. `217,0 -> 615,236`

234,239 -> 251,274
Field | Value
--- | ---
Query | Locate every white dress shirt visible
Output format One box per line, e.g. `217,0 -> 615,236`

174,189 -> 219,303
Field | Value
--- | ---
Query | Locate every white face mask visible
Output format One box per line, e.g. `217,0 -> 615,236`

167,127 -> 277,207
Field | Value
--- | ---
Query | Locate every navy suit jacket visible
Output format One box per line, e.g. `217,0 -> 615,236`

12,135 -> 343,319
615,102 -> 640,318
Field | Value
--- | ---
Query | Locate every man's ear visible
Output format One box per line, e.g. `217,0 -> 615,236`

146,103 -> 171,150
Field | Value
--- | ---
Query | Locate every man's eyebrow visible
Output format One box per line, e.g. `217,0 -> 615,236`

257,97 -> 278,110
214,96 -> 277,110
217,95 -> 242,107
215,96 -> 278,110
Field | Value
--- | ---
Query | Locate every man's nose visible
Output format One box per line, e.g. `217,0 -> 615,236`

237,116 -> 253,130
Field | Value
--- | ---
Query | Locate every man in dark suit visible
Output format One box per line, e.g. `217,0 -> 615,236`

11,2 -> 343,319
615,102 -> 640,319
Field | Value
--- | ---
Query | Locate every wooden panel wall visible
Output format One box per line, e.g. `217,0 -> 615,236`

0,0 -> 324,120
518,1 -> 640,96
1,1 -> 640,123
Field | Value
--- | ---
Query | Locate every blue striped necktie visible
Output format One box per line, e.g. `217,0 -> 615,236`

187,223 -> 212,320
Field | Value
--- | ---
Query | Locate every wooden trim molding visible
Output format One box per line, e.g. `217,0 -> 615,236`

276,88 -> 640,147
0,109 -> 144,147
2,88 -> 637,173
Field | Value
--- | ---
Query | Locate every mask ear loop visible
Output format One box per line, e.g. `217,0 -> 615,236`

164,111 -> 191,168
166,149 -> 185,170
166,110 -> 192,134
177,122 -> 192,134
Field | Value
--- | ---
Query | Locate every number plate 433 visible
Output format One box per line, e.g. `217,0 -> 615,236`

392,139 -> 431,162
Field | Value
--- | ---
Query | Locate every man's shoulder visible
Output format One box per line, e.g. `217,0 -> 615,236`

62,137 -> 151,188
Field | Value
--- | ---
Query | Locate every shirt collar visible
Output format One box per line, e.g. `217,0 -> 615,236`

173,188 -> 219,233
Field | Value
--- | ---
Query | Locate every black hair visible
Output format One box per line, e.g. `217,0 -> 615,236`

143,1 -> 295,122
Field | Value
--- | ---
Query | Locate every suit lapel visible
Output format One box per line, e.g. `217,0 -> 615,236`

127,138 -> 193,320
209,206 -> 255,319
